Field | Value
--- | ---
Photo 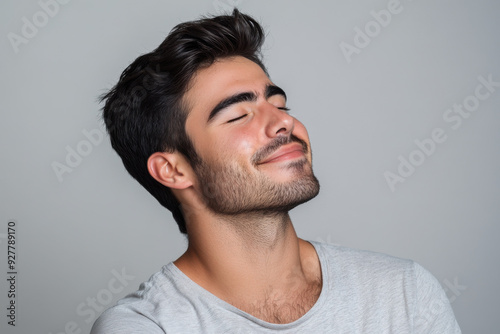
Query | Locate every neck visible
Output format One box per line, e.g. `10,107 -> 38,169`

174,208 -> 322,323
214,210 -> 291,249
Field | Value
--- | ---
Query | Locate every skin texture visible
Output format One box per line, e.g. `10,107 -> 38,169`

147,56 -> 322,324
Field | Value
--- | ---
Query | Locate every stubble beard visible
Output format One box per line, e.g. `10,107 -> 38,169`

192,137 -> 320,217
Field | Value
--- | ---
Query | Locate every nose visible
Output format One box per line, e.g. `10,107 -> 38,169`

263,102 -> 295,138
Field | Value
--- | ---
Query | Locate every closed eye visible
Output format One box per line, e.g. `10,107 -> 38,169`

227,107 -> 290,123
227,114 -> 247,123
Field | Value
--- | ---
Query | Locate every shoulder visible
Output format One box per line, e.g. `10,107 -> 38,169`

310,241 -> 461,333
411,262 -> 462,332
310,240 -> 415,278
310,240 -> 438,291
310,241 -> 450,295
90,303 -> 164,334
90,265 -> 175,334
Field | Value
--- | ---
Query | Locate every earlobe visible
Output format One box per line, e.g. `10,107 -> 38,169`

147,152 -> 192,189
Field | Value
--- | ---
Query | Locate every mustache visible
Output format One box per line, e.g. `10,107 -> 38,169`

251,135 -> 309,165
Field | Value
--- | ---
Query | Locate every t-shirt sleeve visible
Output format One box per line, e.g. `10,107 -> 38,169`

90,306 -> 165,334
412,262 -> 462,334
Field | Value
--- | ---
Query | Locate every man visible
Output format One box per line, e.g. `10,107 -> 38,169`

92,9 -> 461,333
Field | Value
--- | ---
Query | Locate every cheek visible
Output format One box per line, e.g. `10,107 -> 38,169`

198,128 -> 255,165
220,129 -> 255,155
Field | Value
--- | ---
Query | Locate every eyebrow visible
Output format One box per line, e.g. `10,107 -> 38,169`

207,84 -> 287,123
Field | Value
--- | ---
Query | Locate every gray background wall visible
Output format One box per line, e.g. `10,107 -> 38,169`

1,0 -> 499,333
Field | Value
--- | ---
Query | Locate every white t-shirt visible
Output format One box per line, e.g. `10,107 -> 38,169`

91,241 -> 461,333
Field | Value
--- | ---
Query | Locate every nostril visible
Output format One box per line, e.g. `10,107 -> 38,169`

276,127 -> 287,134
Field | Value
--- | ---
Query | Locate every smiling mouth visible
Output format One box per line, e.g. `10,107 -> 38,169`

257,142 -> 306,165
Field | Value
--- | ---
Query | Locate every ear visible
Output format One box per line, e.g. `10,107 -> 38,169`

147,151 -> 193,190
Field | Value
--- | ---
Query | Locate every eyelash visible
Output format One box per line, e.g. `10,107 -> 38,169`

227,114 -> 247,123
227,107 -> 291,123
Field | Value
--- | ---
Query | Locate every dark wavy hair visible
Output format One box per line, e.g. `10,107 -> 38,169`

100,9 -> 267,234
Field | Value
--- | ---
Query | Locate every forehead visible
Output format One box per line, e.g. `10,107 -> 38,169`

183,56 -> 272,117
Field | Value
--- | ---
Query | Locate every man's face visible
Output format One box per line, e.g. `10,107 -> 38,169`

183,56 -> 319,215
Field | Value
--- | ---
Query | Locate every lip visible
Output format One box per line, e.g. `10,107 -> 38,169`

258,142 -> 306,164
